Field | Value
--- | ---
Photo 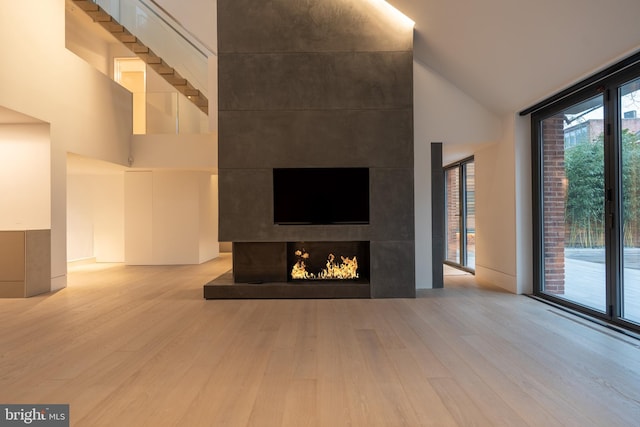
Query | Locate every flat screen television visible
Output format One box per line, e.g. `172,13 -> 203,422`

273,168 -> 369,225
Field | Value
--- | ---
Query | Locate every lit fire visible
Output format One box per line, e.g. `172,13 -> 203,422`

291,249 -> 359,280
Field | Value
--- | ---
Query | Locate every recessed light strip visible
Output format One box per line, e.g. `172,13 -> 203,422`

368,0 -> 415,27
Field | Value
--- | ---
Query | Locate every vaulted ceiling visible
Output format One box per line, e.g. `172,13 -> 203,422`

387,0 -> 640,114
7,0 -> 640,123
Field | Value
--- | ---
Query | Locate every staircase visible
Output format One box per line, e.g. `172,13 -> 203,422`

72,0 -> 208,115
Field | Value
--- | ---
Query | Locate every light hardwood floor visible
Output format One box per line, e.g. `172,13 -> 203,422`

1,255 -> 639,426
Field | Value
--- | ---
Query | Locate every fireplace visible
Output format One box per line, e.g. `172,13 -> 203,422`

213,0 -> 415,299
202,167 -> 373,298
203,241 -> 371,298
288,241 -> 369,282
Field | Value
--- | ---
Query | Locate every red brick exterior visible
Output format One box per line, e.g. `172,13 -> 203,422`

542,115 -> 566,294
446,168 -> 460,262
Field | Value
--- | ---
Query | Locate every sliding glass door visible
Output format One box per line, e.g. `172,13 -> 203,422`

445,167 -> 460,265
620,78 -> 640,324
533,66 -> 640,332
445,157 -> 475,272
539,95 -> 606,313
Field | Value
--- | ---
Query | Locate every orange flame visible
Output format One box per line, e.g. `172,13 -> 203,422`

291,250 -> 359,280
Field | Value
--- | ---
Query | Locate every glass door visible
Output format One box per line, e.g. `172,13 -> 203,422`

445,167 -> 460,265
534,67 -> 640,332
539,95 -> 607,313
445,157 -> 475,272
465,161 -> 476,270
619,78 -> 640,324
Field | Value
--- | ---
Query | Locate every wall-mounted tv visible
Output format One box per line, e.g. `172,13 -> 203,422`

273,168 -> 369,225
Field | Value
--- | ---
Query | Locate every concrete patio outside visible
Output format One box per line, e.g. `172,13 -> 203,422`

555,248 -> 640,324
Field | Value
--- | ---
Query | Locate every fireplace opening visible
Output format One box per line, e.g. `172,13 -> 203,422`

287,241 -> 369,282
204,241 -> 371,298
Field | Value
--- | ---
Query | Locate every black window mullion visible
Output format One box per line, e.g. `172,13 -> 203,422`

459,164 -> 467,267
531,119 -> 544,296
612,83 -> 626,321
604,86 -> 619,319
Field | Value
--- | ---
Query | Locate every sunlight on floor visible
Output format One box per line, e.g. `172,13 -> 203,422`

443,264 -> 479,289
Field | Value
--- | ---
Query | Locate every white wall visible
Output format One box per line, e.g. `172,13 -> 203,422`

93,174 -> 125,262
471,113 -> 533,295
474,119 -> 517,292
413,139 -> 432,289
152,171 -> 200,264
156,0 -> 217,54
0,124 -> 51,231
514,114 -> 533,294
65,7 -> 111,75
67,175 -> 94,261
199,174 -> 219,263
131,133 -> 217,170
67,172 -> 125,262
125,170 -> 218,265
413,60 -> 502,165
124,171 -> 154,264
1,1 -> 133,290
413,60 -> 502,289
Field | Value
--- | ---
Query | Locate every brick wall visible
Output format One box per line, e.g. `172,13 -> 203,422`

446,168 -> 460,262
542,115 -> 566,294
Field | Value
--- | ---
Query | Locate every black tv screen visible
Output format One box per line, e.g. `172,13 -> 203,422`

273,168 -> 369,225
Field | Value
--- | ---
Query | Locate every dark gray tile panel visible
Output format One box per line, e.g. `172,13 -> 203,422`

218,169 -> 273,241
370,168 -> 415,241
218,52 -> 413,111
219,169 -> 372,242
232,242 -> 288,282
370,240 -> 416,298
274,224 -> 371,243
220,167 -> 415,243
218,0 -> 413,54
219,110 -> 413,169
204,281 -> 371,299
216,0 -> 416,296
431,143 -> 444,289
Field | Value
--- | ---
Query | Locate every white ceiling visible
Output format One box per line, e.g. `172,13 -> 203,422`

387,0 -> 640,114
60,0 -> 640,116
5,0 -> 640,130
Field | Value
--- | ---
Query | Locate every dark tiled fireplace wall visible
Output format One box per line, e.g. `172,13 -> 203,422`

217,0 -> 415,297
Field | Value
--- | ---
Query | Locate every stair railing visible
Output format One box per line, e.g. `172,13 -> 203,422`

94,0 -> 214,98
146,91 -> 209,134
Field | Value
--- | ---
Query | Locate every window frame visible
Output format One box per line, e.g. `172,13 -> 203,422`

530,56 -> 640,333
444,156 -> 475,274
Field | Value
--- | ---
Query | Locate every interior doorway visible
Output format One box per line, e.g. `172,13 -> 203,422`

444,156 -> 475,273
114,57 -> 146,134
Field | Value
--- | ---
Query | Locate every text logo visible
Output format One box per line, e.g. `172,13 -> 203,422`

0,405 -> 68,427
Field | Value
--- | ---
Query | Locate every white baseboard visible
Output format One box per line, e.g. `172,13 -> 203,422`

475,265 -> 517,294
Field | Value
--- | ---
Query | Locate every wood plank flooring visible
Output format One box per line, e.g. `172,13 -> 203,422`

0,255 -> 639,426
